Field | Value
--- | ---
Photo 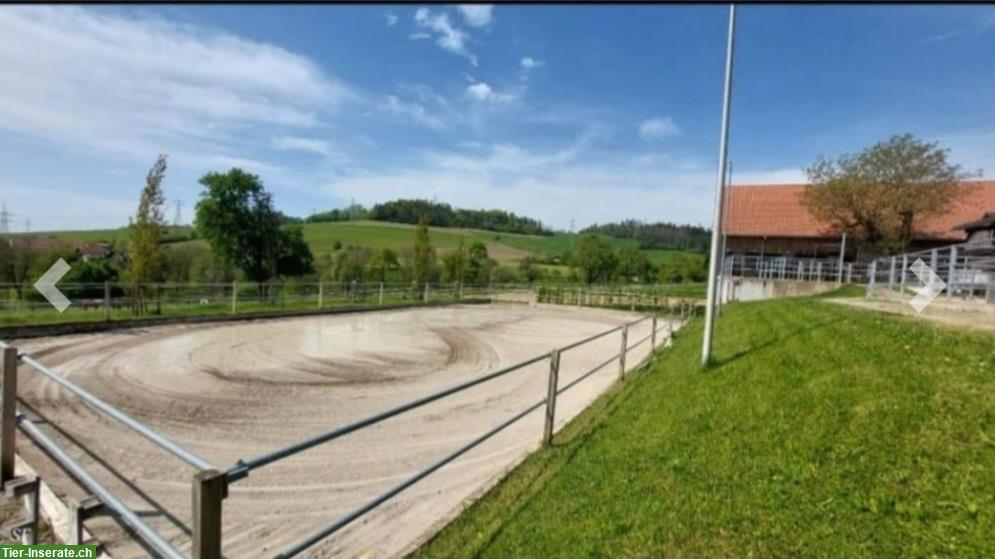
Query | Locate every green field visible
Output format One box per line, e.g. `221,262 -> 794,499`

416,292 -> 995,558
24,221 -> 702,265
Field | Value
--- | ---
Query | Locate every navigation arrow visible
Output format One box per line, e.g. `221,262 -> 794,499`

908,257 -> 946,314
34,258 -> 72,313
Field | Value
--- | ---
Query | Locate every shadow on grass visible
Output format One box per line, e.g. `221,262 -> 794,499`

708,316 -> 844,369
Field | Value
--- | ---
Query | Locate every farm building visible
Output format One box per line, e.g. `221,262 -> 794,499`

722,180 -> 995,260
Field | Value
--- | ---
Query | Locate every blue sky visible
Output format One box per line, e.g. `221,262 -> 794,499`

1,4 -> 993,232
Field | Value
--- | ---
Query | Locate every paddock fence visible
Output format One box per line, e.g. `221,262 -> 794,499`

865,238 -> 995,304
0,304 -> 684,557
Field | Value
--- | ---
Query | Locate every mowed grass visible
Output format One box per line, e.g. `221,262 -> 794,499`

415,294 -> 995,558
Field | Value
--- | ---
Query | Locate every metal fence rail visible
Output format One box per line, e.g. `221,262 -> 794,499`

249,312 -> 676,558
866,238 -> 995,303
722,254 -> 869,284
0,303 -> 683,558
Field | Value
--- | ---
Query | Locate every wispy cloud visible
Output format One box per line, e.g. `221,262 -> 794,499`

638,117 -> 681,140
382,95 -> 447,129
520,56 -> 544,71
0,6 -> 351,163
384,11 -> 398,27
457,5 -> 494,28
413,7 -> 477,65
466,82 -> 516,104
924,11 -> 995,43
271,136 -> 336,157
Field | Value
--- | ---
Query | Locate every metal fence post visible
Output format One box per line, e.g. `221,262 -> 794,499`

542,350 -> 560,446
888,257 -> 896,292
900,254 -> 908,292
378,282 -> 384,306
192,469 -> 227,559
651,315 -> 658,349
930,249 -> 938,276
618,325 -> 628,380
947,245 -> 957,299
103,282 -> 110,321
317,281 -> 324,310
423,283 -> 429,303
846,263 -> 853,283
230,281 -> 237,314
868,260 -> 877,296
1,347 -> 17,485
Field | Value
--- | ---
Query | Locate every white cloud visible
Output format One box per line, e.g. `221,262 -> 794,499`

382,95 -> 446,129
520,57 -> 544,70
384,11 -> 399,27
323,139 -> 799,230
0,6 -> 351,161
413,8 -> 477,65
271,136 -> 335,157
638,117 -> 682,140
457,5 -> 494,28
466,82 -> 515,103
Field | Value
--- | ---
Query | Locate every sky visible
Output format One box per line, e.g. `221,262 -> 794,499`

0,4 -> 993,233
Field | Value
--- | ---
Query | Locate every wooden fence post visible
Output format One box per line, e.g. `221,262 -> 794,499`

618,325 -> 628,380
192,469 -> 227,559
1,347 -> 17,485
651,315 -> 658,350
542,350 -> 560,446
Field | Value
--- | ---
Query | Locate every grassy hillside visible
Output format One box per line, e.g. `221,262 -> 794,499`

415,294 -> 995,558
25,221 -> 703,265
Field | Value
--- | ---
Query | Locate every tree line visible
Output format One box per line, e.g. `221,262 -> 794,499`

306,198 -> 554,237
580,220 -> 711,251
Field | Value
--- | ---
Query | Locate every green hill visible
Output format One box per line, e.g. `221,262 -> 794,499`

25,221 -> 703,266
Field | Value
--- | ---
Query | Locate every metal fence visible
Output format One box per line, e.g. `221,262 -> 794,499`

722,254 -> 870,284
866,238 -> 995,303
0,304 -> 683,557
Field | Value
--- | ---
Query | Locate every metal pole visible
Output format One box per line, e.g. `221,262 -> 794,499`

317,281 -> 323,310
192,469 -> 227,559
837,232 -> 847,285
231,281 -> 237,314
651,315 -> 658,349
900,254 -> 908,292
542,350 -> 560,446
423,283 -> 429,304
701,3 -> 737,367
889,257 -> 896,292
947,245 -> 957,299
103,282 -> 110,321
868,260 -> 877,296
379,282 -> 384,306
619,324 -> 629,380
1,347 -> 16,485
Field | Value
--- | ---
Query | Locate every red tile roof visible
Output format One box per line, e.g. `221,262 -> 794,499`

723,180 -> 995,241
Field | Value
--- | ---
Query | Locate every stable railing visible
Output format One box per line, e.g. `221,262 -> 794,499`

865,238 -> 995,303
0,307 -> 683,557
722,254 -> 870,284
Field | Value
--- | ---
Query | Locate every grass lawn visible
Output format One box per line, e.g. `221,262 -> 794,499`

415,293 -> 995,558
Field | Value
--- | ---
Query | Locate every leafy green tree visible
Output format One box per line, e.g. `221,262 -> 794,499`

411,217 -> 435,286
517,256 -> 542,284
194,168 -> 314,286
332,246 -> 371,283
442,240 -> 468,285
616,246 -> 653,283
367,248 -> 400,283
465,241 -> 495,285
803,133 -> 976,254
573,235 -> 617,285
129,155 -> 167,314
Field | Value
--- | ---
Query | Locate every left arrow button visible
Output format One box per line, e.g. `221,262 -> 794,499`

34,258 -> 72,313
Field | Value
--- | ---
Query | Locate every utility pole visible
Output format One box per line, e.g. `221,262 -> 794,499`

716,159 -> 733,315
837,232 -> 847,284
701,4 -> 737,367
0,204 -> 8,233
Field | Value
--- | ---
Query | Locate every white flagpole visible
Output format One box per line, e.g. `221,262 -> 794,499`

701,4 -> 737,367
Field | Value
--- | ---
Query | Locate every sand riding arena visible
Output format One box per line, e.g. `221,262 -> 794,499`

4,302 -> 682,558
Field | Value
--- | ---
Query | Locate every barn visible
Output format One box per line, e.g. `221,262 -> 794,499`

722,180 -> 995,261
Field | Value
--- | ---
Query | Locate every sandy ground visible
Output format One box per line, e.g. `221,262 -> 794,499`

832,294 -> 995,333
11,304 -> 676,558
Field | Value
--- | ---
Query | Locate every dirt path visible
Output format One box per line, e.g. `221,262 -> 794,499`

831,295 -> 995,333
12,304 -> 677,558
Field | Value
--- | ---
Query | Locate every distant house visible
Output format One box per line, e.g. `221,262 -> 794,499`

75,241 -> 113,262
955,212 -> 995,247
723,180 -> 995,259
